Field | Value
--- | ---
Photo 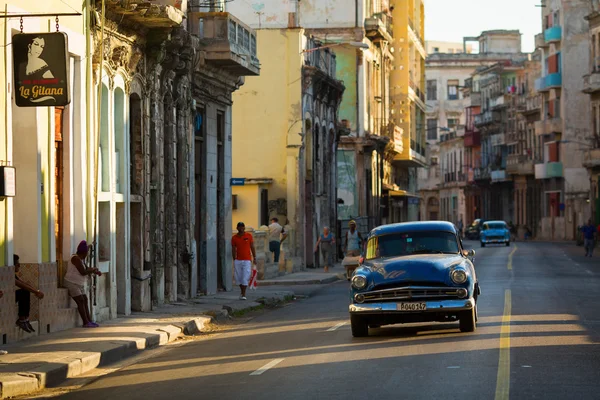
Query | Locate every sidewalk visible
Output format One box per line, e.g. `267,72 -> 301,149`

0,270 -> 342,399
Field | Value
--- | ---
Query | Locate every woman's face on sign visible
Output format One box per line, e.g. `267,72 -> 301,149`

29,37 -> 45,58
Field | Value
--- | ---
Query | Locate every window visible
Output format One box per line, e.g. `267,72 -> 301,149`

447,118 -> 458,130
448,79 -> 459,100
433,47 -> 439,53
427,118 -> 438,140
427,80 -> 437,100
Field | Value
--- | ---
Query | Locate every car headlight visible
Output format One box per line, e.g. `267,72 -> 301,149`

451,269 -> 468,284
352,275 -> 368,290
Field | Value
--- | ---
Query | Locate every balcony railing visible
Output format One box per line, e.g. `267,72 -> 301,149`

365,13 -> 393,41
518,95 -> 542,114
305,40 -> 337,78
507,154 -> 534,175
191,12 -> 260,76
534,118 -> 563,135
491,169 -> 508,182
474,166 -> 491,181
546,73 -> 562,88
535,161 -> 564,179
535,77 -> 548,92
583,71 -> 600,94
535,32 -> 547,49
105,0 -> 185,27
583,147 -> 600,168
545,26 -> 562,43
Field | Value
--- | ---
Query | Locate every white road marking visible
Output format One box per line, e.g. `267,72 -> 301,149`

586,270 -> 593,275
326,322 -> 348,332
250,358 -> 285,376
447,366 -> 461,369
521,365 -> 532,368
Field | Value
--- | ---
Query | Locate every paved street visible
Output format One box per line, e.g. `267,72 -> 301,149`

56,242 -> 600,400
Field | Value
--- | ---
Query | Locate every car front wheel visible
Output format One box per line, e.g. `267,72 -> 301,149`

350,314 -> 369,337
459,307 -> 476,332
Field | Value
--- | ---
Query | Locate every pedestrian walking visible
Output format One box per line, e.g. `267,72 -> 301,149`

14,254 -> 44,333
268,217 -> 287,263
344,220 -> 363,257
315,226 -> 335,272
64,240 -> 101,328
231,222 -> 257,300
581,219 -> 597,257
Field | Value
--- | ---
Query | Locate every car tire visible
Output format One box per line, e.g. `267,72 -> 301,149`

350,314 -> 369,337
459,307 -> 476,333
480,241 -> 485,248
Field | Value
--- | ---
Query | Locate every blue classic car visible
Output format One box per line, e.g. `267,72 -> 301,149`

349,221 -> 480,337
479,220 -> 510,247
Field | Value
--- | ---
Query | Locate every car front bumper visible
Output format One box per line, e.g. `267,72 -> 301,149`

349,298 -> 475,314
481,238 -> 509,244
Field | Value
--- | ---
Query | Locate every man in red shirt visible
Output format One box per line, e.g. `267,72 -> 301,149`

231,222 -> 257,300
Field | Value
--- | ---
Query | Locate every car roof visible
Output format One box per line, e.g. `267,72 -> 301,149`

370,221 -> 457,236
484,220 -> 507,225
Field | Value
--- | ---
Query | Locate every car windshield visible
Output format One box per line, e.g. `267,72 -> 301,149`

365,231 -> 460,260
484,222 -> 506,230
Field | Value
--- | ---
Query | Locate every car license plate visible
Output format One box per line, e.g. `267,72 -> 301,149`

396,302 -> 426,311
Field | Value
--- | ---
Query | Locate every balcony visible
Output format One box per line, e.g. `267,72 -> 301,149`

470,92 -> 481,107
583,147 -> 600,168
491,169 -> 509,183
518,95 -> 542,115
534,118 -> 563,136
490,94 -> 507,109
535,32 -> 548,49
393,132 -> 427,167
535,161 -> 564,179
544,26 -> 562,43
474,110 -> 500,127
384,124 -> 404,154
191,12 -> 260,76
535,77 -> 548,92
583,72 -> 600,94
104,0 -> 185,27
506,154 -> 535,175
365,13 -> 393,42
546,73 -> 562,88
464,131 -> 481,147
474,166 -> 491,181
491,133 -> 505,147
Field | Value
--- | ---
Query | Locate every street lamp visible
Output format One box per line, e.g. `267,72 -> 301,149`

301,41 -> 370,53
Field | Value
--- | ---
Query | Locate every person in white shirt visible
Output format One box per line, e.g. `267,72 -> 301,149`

268,217 -> 288,263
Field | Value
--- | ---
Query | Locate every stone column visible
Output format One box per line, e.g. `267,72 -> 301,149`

253,229 -> 267,280
282,224 -> 294,273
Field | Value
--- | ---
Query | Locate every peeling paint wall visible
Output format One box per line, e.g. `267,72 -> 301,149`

338,149 -> 358,219
336,50 -> 358,132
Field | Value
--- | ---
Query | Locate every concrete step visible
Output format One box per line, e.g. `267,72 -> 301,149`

260,263 -> 284,280
46,308 -> 80,333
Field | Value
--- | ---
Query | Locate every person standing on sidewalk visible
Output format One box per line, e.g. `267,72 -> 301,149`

232,222 -> 257,300
268,217 -> 287,264
64,241 -> 101,328
343,220 -> 363,257
14,254 -> 44,333
581,219 -> 597,257
315,226 -> 335,273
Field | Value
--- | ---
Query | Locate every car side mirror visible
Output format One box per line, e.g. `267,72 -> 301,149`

463,249 -> 475,257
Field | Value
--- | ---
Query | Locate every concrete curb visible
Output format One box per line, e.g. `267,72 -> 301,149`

0,318 -> 212,399
259,274 -> 344,286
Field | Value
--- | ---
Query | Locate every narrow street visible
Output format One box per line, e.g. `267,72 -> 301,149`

55,242 -> 600,400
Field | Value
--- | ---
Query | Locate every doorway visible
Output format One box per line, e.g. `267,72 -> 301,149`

217,111 -> 225,290
194,107 -> 207,293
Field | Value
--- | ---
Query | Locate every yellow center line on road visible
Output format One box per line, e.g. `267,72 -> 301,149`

507,245 -> 517,270
495,289 -> 512,400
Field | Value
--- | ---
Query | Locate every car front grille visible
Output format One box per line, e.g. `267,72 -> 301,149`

486,236 -> 505,240
360,286 -> 464,302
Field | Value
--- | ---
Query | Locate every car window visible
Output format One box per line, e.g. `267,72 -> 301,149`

365,231 -> 460,260
485,222 -> 506,230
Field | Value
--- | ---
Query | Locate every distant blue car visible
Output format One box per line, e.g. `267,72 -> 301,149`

348,221 -> 480,337
479,220 -> 510,247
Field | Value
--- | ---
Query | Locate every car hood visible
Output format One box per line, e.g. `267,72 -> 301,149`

482,229 -> 508,236
362,254 -> 466,287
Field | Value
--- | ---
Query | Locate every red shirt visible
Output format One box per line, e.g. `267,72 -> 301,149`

232,233 -> 254,261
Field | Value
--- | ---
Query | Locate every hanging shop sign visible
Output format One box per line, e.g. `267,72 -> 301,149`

0,166 -> 16,197
13,32 -> 70,107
